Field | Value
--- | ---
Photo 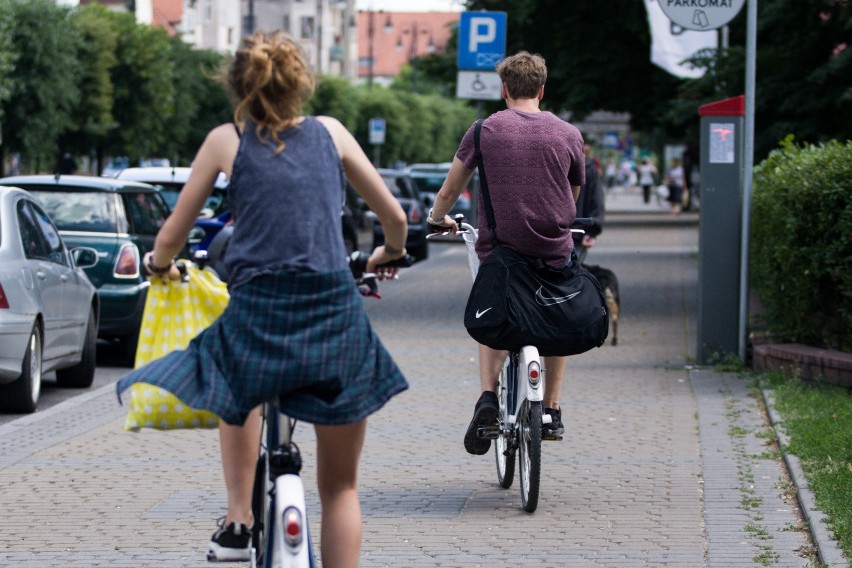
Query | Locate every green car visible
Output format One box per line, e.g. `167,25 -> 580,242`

0,175 -> 171,363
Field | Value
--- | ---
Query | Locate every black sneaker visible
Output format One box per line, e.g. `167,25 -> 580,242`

543,407 -> 564,439
207,518 -> 251,562
464,391 -> 499,455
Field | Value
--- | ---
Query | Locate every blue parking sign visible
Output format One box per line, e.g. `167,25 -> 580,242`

457,12 -> 507,71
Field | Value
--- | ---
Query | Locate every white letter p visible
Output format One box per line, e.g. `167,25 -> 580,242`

469,17 -> 496,52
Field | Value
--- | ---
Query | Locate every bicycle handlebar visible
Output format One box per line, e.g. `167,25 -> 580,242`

348,251 -> 414,299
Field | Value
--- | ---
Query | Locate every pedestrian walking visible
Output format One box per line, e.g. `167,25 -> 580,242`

574,143 -> 605,264
116,32 -> 409,567
664,157 -> 687,216
426,50 -> 586,453
637,158 -> 658,204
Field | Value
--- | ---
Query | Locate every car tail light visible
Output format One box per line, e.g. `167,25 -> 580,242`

0,283 -> 9,309
461,188 -> 472,200
282,506 -> 304,548
528,361 -> 541,385
114,244 -> 140,278
409,203 -> 422,224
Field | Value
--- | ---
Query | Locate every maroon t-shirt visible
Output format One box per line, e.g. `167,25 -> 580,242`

456,109 -> 585,268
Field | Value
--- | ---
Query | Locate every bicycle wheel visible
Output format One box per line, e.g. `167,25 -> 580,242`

518,403 -> 542,513
494,367 -> 515,489
251,452 -> 270,567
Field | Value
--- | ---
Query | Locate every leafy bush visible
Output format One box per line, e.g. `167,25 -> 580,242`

750,137 -> 852,351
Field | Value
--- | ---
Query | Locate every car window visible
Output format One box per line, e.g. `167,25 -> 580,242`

30,190 -> 118,232
380,175 -> 415,199
29,202 -> 67,265
124,192 -> 168,236
17,201 -> 51,260
145,183 -> 227,215
410,174 -> 446,194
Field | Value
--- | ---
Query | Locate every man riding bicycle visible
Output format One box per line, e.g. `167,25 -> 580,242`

426,51 -> 586,455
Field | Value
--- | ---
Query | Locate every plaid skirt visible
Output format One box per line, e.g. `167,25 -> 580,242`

116,269 -> 408,426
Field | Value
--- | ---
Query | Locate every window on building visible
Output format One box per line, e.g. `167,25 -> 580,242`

301,16 -> 315,40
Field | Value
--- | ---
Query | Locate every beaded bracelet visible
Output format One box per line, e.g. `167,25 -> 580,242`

146,255 -> 174,275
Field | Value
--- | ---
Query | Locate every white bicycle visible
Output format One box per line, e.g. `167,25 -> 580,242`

197,247 -> 410,567
429,215 -> 589,513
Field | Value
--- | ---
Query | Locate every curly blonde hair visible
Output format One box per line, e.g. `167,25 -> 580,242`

229,32 -> 316,153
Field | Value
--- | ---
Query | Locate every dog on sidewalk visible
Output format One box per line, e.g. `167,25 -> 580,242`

583,264 -> 620,346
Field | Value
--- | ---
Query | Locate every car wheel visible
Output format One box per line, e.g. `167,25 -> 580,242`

0,324 -> 42,413
56,307 -> 97,388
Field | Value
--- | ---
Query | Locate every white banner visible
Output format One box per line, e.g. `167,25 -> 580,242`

645,0 -> 718,79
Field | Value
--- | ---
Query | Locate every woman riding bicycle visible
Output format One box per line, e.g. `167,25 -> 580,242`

116,32 -> 409,567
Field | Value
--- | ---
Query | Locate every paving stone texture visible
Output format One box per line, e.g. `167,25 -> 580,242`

0,189 -> 840,567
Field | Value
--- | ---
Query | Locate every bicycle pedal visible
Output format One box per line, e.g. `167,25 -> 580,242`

477,426 -> 500,439
542,433 -> 563,441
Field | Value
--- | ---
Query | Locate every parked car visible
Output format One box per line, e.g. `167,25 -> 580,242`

0,186 -> 100,413
112,166 -> 231,252
370,169 -> 428,261
0,175 -> 171,362
406,162 -> 475,222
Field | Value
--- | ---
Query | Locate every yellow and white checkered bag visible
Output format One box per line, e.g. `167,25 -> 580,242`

123,264 -> 229,431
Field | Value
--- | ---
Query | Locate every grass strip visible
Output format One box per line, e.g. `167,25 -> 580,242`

758,371 -> 852,561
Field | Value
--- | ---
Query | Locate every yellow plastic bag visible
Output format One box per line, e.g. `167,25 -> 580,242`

123,264 -> 229,431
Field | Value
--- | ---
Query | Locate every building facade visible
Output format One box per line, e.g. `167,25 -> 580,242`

241,0 -> 357,80
357,11 -> 457,87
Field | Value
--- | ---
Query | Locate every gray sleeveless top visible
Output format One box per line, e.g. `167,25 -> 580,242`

225,117 -> 348,288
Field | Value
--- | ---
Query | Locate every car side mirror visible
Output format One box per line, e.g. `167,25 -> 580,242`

72,247 -> 99,269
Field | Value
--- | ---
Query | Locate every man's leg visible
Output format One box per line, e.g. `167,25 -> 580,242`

543,356 -> 567,438
464,344 -> 507,455
479,343 -> 508,393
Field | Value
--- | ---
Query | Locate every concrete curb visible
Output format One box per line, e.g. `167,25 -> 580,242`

762,388 -> 850,567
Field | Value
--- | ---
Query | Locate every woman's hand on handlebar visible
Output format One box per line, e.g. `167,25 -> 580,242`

367,245 -> 406,279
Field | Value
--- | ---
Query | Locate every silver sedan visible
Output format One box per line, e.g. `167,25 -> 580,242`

0,186 -> 100,413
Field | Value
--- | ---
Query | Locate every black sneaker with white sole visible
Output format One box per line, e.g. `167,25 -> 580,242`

543,407 -> 564,440
464,391 -> 499,455
207,518 -> 251,562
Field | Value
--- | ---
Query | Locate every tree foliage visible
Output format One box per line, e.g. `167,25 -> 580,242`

457,0 -> 851,160
0,0 -> 16,121
101,10 -> 175,162
0,0 -> 81,169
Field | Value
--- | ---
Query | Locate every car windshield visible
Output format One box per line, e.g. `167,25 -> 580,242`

29,190 -> 118,232
144,182 -> 226,215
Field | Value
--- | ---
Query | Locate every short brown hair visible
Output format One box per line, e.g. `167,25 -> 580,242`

496,51 -> 547,99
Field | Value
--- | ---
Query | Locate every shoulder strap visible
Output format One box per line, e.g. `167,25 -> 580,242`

473,119 -> 499,247
233,122 -> 242,137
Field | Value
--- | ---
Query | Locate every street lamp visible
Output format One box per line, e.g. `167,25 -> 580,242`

393,19 -> 434,93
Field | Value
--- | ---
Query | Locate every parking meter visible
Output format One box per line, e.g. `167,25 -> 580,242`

697,95 -> 745,363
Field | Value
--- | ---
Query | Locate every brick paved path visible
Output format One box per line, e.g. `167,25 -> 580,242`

0,190 -> 821,567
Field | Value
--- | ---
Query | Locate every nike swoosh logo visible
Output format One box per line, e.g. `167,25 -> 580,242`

535,287 -> 580,306
475,307 -> 493,318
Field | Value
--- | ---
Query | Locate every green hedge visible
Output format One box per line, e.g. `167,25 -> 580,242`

750,137 -> 852,352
